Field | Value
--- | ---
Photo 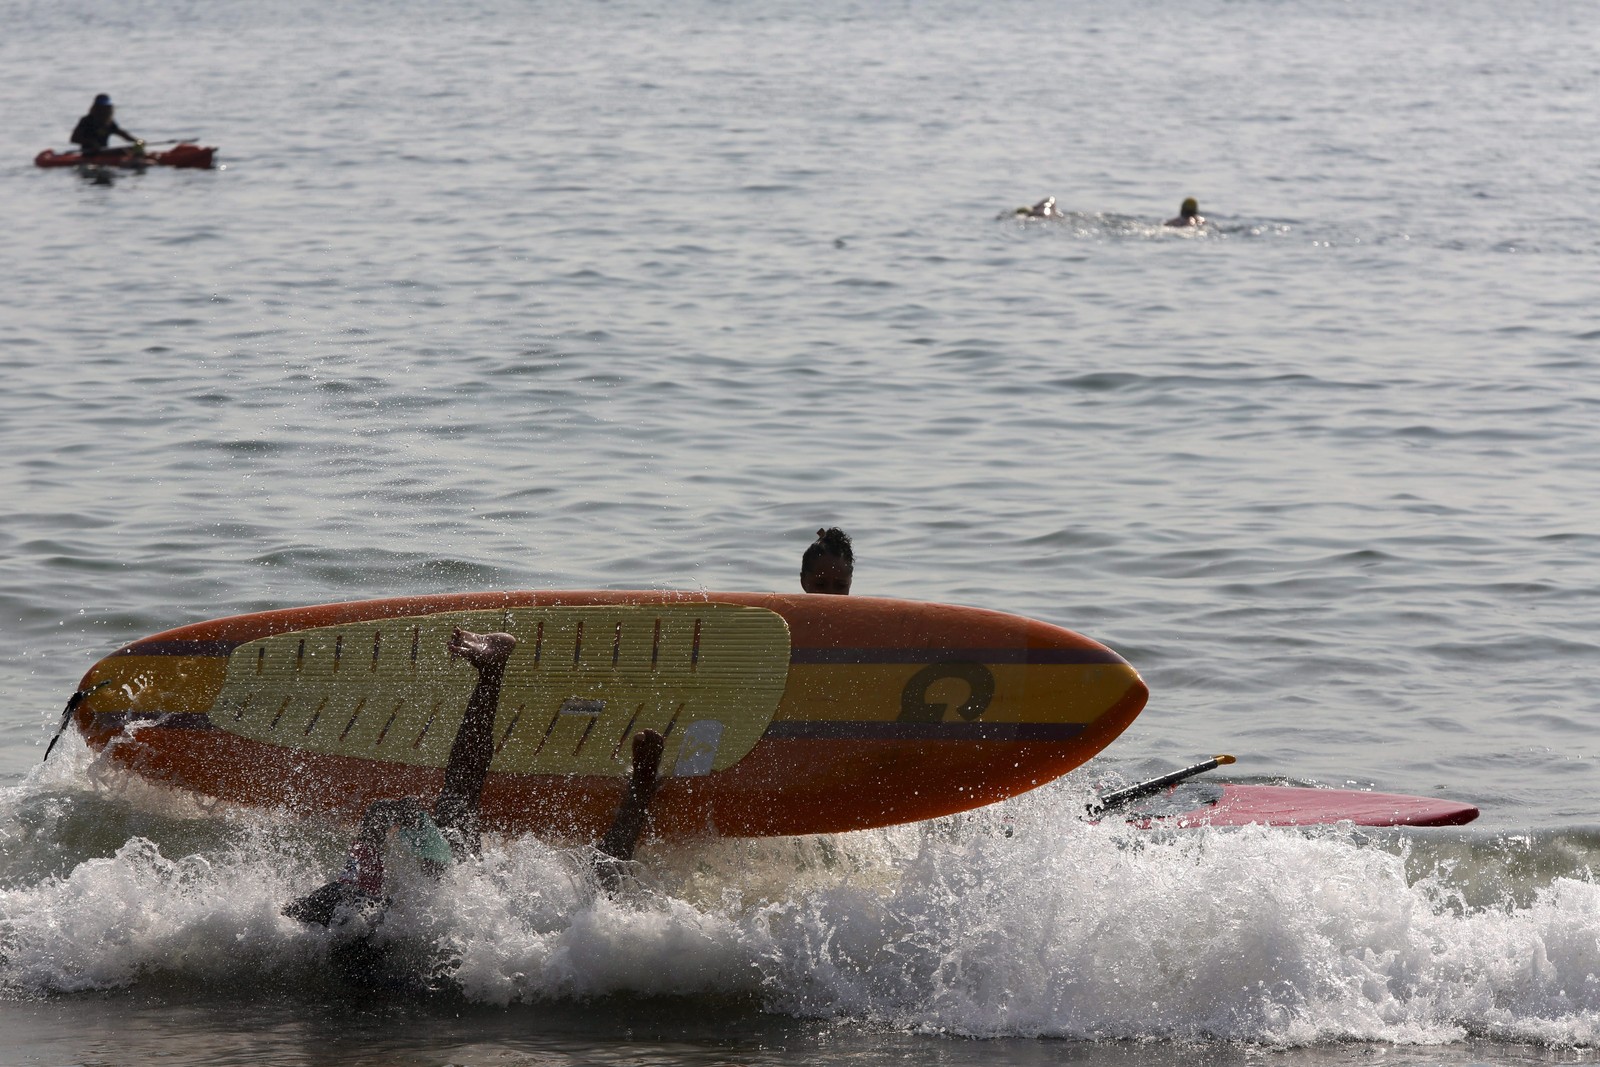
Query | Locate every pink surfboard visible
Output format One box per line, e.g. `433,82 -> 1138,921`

1134,782 -> 1479,828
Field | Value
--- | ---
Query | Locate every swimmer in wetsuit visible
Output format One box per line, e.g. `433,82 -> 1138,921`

70,94 -> 142,158
801,527 -> 853,595
1014,196 -> 1062,219
1164,197 -> 1204,228
285,628 -> 665,924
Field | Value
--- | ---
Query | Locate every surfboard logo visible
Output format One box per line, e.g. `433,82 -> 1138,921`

672,719 -> 724,777
897,661 -> 996,724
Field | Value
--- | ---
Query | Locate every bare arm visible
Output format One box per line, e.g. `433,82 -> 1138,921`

594,730 -> 666,890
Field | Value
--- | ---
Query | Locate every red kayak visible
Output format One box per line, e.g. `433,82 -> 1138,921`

34,143 -> 216,170
1141,782 -> 1480,828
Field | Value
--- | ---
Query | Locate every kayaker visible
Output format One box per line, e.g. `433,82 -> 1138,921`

801,527 -> 854,594
285,628 -> 667,925
70,94 -> 142,158
1164,197 -> 1205,228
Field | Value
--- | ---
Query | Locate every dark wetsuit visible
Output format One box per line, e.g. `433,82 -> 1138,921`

71,112 -> 133,155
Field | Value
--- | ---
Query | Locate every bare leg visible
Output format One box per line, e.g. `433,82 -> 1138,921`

433,628 -> 519,857
595,730 -> 666,890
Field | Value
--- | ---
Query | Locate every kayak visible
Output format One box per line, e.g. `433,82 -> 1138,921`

34,143 -> 216,170
1134,781 -> 1480,828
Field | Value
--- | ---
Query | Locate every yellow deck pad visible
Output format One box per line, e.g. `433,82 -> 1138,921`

213,604 -> 791,777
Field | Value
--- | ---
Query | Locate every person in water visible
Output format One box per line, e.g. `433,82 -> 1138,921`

285,627 -> 665,924
801,527 -> 854,594
1164,197 -> 1204,228
1013,196 -> 1061,219
71,94 -> 142,158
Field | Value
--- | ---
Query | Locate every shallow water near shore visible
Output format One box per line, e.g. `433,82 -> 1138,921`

3,0 -> 1599,1063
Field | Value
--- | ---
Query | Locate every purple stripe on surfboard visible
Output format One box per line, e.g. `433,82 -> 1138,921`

92,711 -> 217,731
113,640 -> 240,658
762,720 -> 1087,742
91,711 -> 1083,744
113,639 -> 1125,667
788,647 -> 1125,665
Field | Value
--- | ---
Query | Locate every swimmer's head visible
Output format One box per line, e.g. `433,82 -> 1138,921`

92,94 -> 112,110
801,527 -> 854,595
1181,197 -> 1199,217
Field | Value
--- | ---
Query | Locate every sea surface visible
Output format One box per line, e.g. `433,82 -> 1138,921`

3,0 -> 1599,1063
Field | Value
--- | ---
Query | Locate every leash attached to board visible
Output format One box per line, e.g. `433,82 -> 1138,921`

1086,754 -> 1236,817
42,681 -> 111,764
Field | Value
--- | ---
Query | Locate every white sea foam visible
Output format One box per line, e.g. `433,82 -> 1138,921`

3,775 -> 1597,1047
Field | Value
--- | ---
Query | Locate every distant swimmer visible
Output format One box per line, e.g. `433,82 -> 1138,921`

285,628 -> 665,928
801,527 -> 854,594
70,94 -> 142,158
1014,196 -> 1062,219
1164,197 -> 1204,228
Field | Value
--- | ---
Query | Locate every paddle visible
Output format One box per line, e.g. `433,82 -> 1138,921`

42,680 -> 110,764
1086,754 -> 1236,817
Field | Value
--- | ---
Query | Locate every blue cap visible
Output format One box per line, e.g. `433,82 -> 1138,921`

94,94 -> 112,107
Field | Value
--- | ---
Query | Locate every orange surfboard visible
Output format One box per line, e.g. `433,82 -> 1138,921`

68,591 -> 1147,839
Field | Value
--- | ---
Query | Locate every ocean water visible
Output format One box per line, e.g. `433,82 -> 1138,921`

3,0 -> 1599,1062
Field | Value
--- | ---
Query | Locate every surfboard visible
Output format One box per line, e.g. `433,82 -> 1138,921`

67,591 -> 1148,839
1130,782 -> 1480,828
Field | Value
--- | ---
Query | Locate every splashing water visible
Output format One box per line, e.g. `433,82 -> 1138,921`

3,747 -> 1597,1047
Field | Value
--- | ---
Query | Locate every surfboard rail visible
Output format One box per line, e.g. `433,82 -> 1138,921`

71,591 -> 1149,839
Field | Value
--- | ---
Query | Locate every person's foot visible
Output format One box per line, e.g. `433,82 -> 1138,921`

447,628 -> 518,671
